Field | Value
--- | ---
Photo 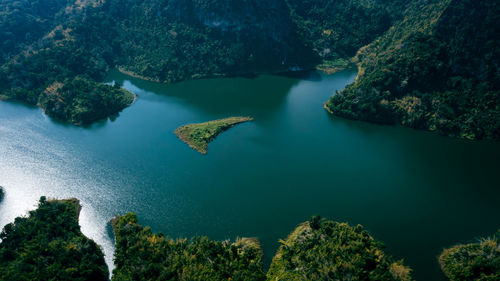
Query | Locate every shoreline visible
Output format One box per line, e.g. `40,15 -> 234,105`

116,65 -> 323,85
174,117 -> 253,154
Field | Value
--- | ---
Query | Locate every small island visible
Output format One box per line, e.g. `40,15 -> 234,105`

174,117 -> 253,154
39,77 -> 135,126
0,186 -> 4,201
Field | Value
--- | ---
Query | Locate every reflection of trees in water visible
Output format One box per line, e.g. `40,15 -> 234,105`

106,68 -> 304,118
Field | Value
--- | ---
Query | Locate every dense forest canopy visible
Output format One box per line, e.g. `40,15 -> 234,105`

267,216 -> 412,281
0,0 -> 498,132
326,0 -> 500,139
0,197 -> 109,281
0,197 -> 498,280
112,213 -> 266,281
0,0 -> 403,125
439,230 -> 500,280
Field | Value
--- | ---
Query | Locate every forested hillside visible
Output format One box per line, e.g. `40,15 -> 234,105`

0,0 -> 402,125
0,0 -> 134,125
285,0 -> 399,61
0,0 -> 498,138
326,0 -> 500,140
0,197 -> 108,281
0,0 -> 72,65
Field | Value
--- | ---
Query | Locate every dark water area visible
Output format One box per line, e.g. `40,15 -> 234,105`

0,69 -> 499,280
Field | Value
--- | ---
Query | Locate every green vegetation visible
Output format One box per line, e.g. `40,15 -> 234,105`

286,0 -> 402,61
0,0 -> 315,125
439,230 -> 500,281
111,213 -> 265,281
175,117 -> 253,154
106,0 -> 316,83
3,0 -> 497,137
0,0 -> 134,125
316,58 -> 353,74
39,77 -> 135,125
0,197 -> 108,281
326,0 -> 500,140
112,214 -> 414,281
0,0 -> 72,65
267,216 -> 412,281
0,0 -> 401,125
2,200 -> 498,280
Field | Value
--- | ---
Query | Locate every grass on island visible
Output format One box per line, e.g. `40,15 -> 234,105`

174,116 -> 253,154
316,58 -> 352,74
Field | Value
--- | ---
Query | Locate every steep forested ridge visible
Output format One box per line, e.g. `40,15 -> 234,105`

326,0 -> 500,139
285,0 -> 397,61
104,0 -> 316,82
0,197 -> 108,281
0,0 -> 72,65
0,0 -> 134,125
0,0 -> 498,137
0,0 -> 401,125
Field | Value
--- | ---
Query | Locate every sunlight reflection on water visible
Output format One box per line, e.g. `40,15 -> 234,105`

0,114 -> 116,272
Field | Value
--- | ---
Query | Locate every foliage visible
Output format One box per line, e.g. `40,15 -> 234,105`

285,0 -> 400,61
0,197 -> 108,281
0,0 -> 72,65
174,116 -> 253,154
39,76 -> 134,125
439,230 -> 500,281
0,0 -> 131,125
1,0 -> 498,135
111,213 -> 265,281
266,216 -> 412,281
326,0 -> 500,140
0,0 -> 404,126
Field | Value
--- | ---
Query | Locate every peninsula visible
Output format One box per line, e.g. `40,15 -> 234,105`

174,117 -> 253,154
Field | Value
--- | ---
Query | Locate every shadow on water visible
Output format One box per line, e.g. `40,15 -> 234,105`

3,68 -> 500,281
106,69 -> 301,118
325,109 -> 500,281
1,96 -> 122,130
272,69 -> 323,81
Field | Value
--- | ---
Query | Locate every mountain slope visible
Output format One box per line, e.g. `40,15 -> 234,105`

326,0 -> 500,139
0,0 -> 400,125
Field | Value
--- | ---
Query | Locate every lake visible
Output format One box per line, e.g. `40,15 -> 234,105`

0,69 -> 499,280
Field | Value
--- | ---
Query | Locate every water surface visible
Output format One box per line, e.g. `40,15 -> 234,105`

0,69 -> 499,280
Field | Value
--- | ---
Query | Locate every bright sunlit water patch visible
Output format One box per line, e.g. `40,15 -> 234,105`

0,69 -> 499,280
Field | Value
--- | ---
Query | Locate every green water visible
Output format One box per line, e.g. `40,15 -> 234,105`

0,69 -> 499,280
